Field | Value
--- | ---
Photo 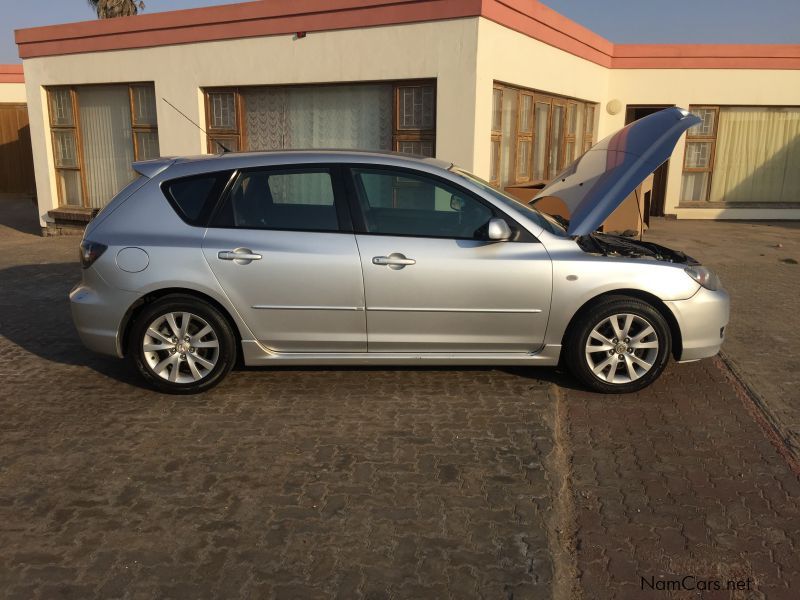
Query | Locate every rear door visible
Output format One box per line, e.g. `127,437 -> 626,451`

346,166 -> 552,352
202,166 -> 366,352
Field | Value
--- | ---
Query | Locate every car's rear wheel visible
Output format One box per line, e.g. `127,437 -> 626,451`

129,295 -> 236,394
564,296 -> 671,393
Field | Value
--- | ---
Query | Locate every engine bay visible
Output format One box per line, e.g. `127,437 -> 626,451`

577,232 -> 699,264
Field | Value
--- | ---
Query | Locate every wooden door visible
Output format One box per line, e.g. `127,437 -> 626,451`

0,104 -> 35,194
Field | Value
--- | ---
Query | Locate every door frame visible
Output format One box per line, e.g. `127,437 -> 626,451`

625,104 -> 675,219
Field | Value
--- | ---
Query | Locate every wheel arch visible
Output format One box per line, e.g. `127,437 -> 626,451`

561,288 -> 683,360
118,287 -> 243,359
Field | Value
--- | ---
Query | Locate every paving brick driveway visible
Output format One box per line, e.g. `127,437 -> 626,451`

645,218 -> 800,464
1,197 -> 798,599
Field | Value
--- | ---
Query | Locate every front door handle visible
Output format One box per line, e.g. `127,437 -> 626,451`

218,248 -> 262,264
372,253 -> 416,270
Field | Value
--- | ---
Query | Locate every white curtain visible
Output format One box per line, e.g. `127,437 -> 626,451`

499,90 -> 517,186
709,107 -> 800,203
78,86 -> 136,209
243,84 -> 393,151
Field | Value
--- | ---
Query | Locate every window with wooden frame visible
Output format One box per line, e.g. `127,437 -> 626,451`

547,97 -> 567,178
679,105 -> 800,205
48,88 -> 83,207
564,101 -> 578,164
489,86 -> 503,186
203,80 -> 436,157
679,106 -> 718,203
514,91 -> 534,183
490,83 -> 598,189
583,103 -> 596,153
205,90 -> 242,153
130,84 -> 160,161
47,83 -> 160,209
394,82 -> 436,157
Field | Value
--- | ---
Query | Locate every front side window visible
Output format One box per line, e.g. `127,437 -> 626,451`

350,168 -> 493,239
212,168 -> 339,231
452,168 -> 565,237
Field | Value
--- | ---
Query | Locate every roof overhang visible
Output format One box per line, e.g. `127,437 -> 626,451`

0,65 -> 24,83
13,0 -> 800,70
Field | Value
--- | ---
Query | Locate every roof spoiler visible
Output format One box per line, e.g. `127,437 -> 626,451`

133,157 -> 177,179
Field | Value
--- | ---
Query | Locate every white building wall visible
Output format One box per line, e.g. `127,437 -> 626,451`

0,82 -> 27,103
22,18 -> 482,227
21,14 -> 800,226
607,68 -> 800,220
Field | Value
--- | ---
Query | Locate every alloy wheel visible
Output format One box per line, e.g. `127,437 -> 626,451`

142,312 -> 220,384
584,313 -> 659,384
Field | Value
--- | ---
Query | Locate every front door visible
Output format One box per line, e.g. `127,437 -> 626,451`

202,166 -> 366,352
346,166 -> 552,352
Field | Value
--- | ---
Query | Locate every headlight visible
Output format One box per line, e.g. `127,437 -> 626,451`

684,265 -> 720,291
79,240 -> 107,269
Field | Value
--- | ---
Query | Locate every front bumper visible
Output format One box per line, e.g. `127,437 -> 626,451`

665,285 -> 730,362
70,268 -> 139,358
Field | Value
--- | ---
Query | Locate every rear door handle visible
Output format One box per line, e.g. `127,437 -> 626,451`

372,253 -> 416,269
218,248 -> 262,263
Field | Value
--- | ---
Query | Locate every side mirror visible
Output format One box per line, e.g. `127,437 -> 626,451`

487,218 -> 513,241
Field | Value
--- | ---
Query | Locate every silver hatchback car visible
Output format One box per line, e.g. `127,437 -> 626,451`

71,108 -> 728,394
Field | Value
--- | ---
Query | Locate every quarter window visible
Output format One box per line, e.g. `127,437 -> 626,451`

212,169 -> 339,231
350,168 -> 494,240
164,172 -> 231,225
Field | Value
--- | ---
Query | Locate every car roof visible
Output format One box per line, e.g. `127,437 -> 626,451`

173,149 -> 451,170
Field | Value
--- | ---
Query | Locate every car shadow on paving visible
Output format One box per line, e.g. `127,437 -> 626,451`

0,195 -> 40,237
0,261 -> 141,387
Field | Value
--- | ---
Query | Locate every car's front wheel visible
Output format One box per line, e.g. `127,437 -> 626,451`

129,295 -> 236,394
564,296 -> 671,393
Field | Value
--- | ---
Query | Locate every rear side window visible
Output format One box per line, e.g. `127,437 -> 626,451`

163,172 -> 232,225
211,168 -> 340,232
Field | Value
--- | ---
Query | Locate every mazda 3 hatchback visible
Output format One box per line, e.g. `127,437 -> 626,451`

71,107 -> 729,394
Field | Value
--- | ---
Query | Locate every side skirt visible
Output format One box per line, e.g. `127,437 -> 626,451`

240,340 -> 563,367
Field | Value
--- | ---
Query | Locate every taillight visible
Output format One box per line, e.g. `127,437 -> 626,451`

79,240 -> 107,269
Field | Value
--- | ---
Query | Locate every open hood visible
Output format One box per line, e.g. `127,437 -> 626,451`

532,107 -> 700,236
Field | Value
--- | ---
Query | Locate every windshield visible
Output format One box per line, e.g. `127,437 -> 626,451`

450,168 -> 567,236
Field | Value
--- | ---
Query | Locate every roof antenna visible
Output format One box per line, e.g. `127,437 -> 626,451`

161,97 -> 231,153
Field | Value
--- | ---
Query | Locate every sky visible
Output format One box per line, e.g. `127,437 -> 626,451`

1,0 -> 799,64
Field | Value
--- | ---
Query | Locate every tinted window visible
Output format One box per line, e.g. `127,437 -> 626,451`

164,173 -> 229,225
212,169 -> 339,231
351,168 -> 493,239
451,168 -> 565,236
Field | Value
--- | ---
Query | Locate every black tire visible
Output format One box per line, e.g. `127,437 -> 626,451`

129,294 -> 236,394
563,295 -> 671,394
